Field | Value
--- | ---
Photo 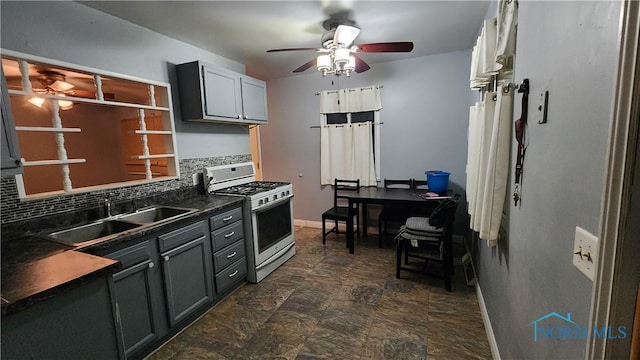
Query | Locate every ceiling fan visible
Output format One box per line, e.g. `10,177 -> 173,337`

267,16 -> 414,76
9,69 -> 114,110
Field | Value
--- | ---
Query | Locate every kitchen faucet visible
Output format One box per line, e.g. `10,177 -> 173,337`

104,195 -> 113,217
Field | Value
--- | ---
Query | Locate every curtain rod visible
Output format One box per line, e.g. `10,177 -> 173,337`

315,85 -> 383,96
310,122 -> 384,129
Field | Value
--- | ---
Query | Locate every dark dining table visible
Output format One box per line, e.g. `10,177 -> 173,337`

342,187 -> 453,254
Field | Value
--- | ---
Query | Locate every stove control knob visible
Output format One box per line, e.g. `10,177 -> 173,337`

281,191 -> 286,197
273,194 -> 278,200
259,199 -> 263,205
265,197 -> 269,203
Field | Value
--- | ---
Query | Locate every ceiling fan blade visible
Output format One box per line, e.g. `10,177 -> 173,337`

357,42 -> 414,53
267,47 -> 318,53
293,58 -> 317,73
333,25 -> 360,46
353,55 -> 370,73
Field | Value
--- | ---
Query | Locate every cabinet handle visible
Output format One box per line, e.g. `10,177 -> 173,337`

226,251 -> 237,259
222,215 -> 233,222
164,255 -> 170,262
224,231 -> 235,238
148,262 -> 154,269
243,115 -> 248,119
236,115 -> 241,119
228,270 -> 239,278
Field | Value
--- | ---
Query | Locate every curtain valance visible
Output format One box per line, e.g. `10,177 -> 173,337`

318,86 -> 382,114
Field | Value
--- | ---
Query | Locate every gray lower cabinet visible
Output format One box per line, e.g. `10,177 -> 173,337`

1,276 -> 120,360
95,211 -> 245,359
158,220 -> 213,326
104,240 -> 164,359
209,205 -> 247,294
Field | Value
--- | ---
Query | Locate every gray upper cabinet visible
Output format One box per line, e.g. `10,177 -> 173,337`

176,61 -> 268,124
1,68 -> 22,176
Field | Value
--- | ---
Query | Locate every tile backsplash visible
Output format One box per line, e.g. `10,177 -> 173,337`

0,155 -> 251,225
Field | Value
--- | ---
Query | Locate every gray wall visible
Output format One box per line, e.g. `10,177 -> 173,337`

475,1 -> 622,359
1,1 -> 250,160
261,50 -> 472,233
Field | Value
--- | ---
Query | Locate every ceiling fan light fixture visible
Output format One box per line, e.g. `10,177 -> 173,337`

28,96 -> 45,108
58,100 -> 74,110
334,48 -> 351,69
49,79 -> 75,92
333,25 -> 361,46
343,55 -> 356,76
317,54 -> 332,76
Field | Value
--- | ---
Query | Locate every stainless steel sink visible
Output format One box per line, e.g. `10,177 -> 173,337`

116,206 -> 196,224
48,220 -> 142,246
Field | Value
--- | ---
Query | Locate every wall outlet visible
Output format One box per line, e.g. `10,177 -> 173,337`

573,226 -> 598,281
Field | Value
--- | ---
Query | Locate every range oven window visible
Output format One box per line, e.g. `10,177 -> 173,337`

255,201 -> 292,253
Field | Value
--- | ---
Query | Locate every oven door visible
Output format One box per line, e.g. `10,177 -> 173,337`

251,195 -> 294,266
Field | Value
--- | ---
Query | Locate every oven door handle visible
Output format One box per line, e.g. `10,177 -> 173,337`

252,194 -> 293,213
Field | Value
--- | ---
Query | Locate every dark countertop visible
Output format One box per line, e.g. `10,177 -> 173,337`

1,194 -> 244,316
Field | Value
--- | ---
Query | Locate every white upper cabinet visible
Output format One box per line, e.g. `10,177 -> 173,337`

176,61 -> 268,125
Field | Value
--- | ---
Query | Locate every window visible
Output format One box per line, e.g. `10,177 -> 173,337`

2,50 -> 179,199
319,86 -> 382,186
322,110 -> 379,165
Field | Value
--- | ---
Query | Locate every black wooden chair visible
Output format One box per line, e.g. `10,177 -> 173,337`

395,194 -> 460,292
411,178 -> 428,190
322,179 -> 360,245
410,178 -> 435,217
377,179 -> 413,247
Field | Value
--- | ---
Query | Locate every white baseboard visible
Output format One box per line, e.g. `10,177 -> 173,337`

476,284 -> 501,360
294,219 -> 323,228
293,219 -> 378,235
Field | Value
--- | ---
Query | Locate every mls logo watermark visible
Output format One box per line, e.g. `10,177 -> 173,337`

529,312 -> 627,342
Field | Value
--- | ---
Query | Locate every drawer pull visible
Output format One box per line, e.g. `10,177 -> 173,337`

224,231 -> 235,238
222,215 -> 234,222
149,262 -> 154,269
164,255 -> 170,262
228,270 -> 239,278
226,251 -> 237,259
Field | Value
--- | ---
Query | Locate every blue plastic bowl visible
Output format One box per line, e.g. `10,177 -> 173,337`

425,171 -> 450,193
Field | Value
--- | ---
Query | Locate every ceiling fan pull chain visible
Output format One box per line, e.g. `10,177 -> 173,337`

18,59 -> 32,93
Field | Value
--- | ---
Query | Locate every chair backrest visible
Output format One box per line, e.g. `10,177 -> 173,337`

334,179 -> 359,208
411,179 -> 428,190
383,179 -> 412,189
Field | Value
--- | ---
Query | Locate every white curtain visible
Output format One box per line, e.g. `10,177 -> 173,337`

466,85 -> 513,246
320,123 -> 377,186
470,0 -> 518,88
319,86 -> 381,186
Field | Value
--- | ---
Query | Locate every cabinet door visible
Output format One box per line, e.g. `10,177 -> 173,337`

240,77 -> 268,123
161,236 -> 213,326
1,68 -> 22,175
111,258 -> 162,358
202,66 -> 242,120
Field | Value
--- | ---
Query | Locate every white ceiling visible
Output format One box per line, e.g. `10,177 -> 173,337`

78,1 -> 490,80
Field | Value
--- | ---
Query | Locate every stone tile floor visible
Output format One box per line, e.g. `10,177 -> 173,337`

147,226 -> 492,359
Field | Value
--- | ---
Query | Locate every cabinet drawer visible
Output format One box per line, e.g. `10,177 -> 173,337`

158,221 -> 207,252
105,240 -> 153,269
211,221 -> 243,251
213,240 -> 245,273
215,258 -> 246,294
209,207 -> 242,230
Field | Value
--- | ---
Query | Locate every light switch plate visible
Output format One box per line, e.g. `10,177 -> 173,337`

573,226 -> 598,281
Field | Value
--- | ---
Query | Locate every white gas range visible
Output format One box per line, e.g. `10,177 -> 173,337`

204,162 -> 295,283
